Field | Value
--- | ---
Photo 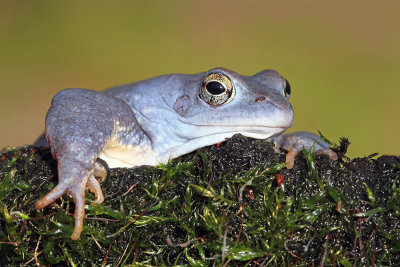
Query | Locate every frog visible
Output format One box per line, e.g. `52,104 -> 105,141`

35,67 -> 337,240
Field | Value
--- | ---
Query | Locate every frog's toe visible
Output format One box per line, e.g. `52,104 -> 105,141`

35,183 -> 69,209
93,159 -> 108,183
87,175 -> 104,204
67,186 -> 86,240
285,146 -> 298,169
315,148 -> 338,161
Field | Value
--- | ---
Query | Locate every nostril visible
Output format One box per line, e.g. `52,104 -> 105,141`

255,96 -> 266,103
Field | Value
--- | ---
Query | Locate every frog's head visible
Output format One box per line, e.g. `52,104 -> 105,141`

137,67 -> 293,160
192,67 -> 293,137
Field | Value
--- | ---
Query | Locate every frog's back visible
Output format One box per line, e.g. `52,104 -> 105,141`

102,73 -> 202,107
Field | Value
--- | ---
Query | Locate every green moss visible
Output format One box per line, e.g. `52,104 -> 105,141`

0,135 -> 399,266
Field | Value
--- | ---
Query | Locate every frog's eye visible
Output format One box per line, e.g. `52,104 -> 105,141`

199,73 -> 235,106
283,78 -> 291,98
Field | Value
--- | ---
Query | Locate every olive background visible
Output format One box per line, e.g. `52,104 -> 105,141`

0,1 -> 399,158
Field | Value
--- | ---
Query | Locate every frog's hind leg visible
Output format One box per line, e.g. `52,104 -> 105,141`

35,88 -> 139,240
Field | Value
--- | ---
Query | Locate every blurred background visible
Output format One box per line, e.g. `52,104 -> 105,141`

0,1 -> 399,158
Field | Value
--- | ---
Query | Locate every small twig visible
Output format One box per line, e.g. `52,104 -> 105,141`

104,190 -> 122,199
260,256 -> 269,266
133,248 -> 138,264
35,174 -> 55,194
23,250 -> 43,266
91,234 -> 105,253
34,235 -> 42,266
352,217 -> 364,263
204,254 -> 219,260
101,239 -> 114,267
124,235 -> 140,266
29,212 -> 57,221
319,233 -> 330,267
222,258 -> 231,267
235,206 -> 244,243
304,227 -> 316,252
85,216 -> 120,222
166,235 -> 206,248
370,228 -> 376,267
116,235 -> 132,267
284,238 -> 304,260
122,182 -> 139,196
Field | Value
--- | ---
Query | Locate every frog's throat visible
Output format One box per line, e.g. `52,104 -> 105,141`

156,126 -> 288,164
99,126 -> 286,169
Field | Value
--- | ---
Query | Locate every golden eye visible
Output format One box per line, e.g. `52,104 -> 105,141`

199,73 -> 235,106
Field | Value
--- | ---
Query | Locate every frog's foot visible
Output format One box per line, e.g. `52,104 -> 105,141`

285,146 -> 338,169
35,161 -> 105,240
269,131 -> 338,169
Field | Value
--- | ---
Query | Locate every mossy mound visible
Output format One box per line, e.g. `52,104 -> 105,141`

0,135 -> 399,266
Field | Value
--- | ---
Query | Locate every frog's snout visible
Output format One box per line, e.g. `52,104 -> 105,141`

257,95 -> 294,129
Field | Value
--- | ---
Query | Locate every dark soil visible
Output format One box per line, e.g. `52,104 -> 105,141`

0,135 -> 399,266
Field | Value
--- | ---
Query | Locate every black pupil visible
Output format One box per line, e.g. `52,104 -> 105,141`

206,81 -> 226,95
284,79 -> 291,96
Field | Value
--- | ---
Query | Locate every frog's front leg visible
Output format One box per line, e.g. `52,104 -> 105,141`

35,88 -> 142,240
269,132 -> 338,169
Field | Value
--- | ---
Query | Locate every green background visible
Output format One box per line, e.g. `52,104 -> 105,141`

0,1 -> 399,158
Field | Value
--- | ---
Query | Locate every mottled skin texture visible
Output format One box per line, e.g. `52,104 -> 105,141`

35,67 -> 336,240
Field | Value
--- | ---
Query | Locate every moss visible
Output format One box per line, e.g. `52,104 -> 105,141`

0,135 -> 399,266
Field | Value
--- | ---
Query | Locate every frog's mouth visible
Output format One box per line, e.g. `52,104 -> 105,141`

175,122 -> 290,139
200,126 -> 287,138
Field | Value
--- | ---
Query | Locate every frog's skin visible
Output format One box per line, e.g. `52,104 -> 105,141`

35,67 -> 337,240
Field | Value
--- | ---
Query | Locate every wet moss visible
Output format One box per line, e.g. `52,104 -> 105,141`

0,135 -> 399,266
